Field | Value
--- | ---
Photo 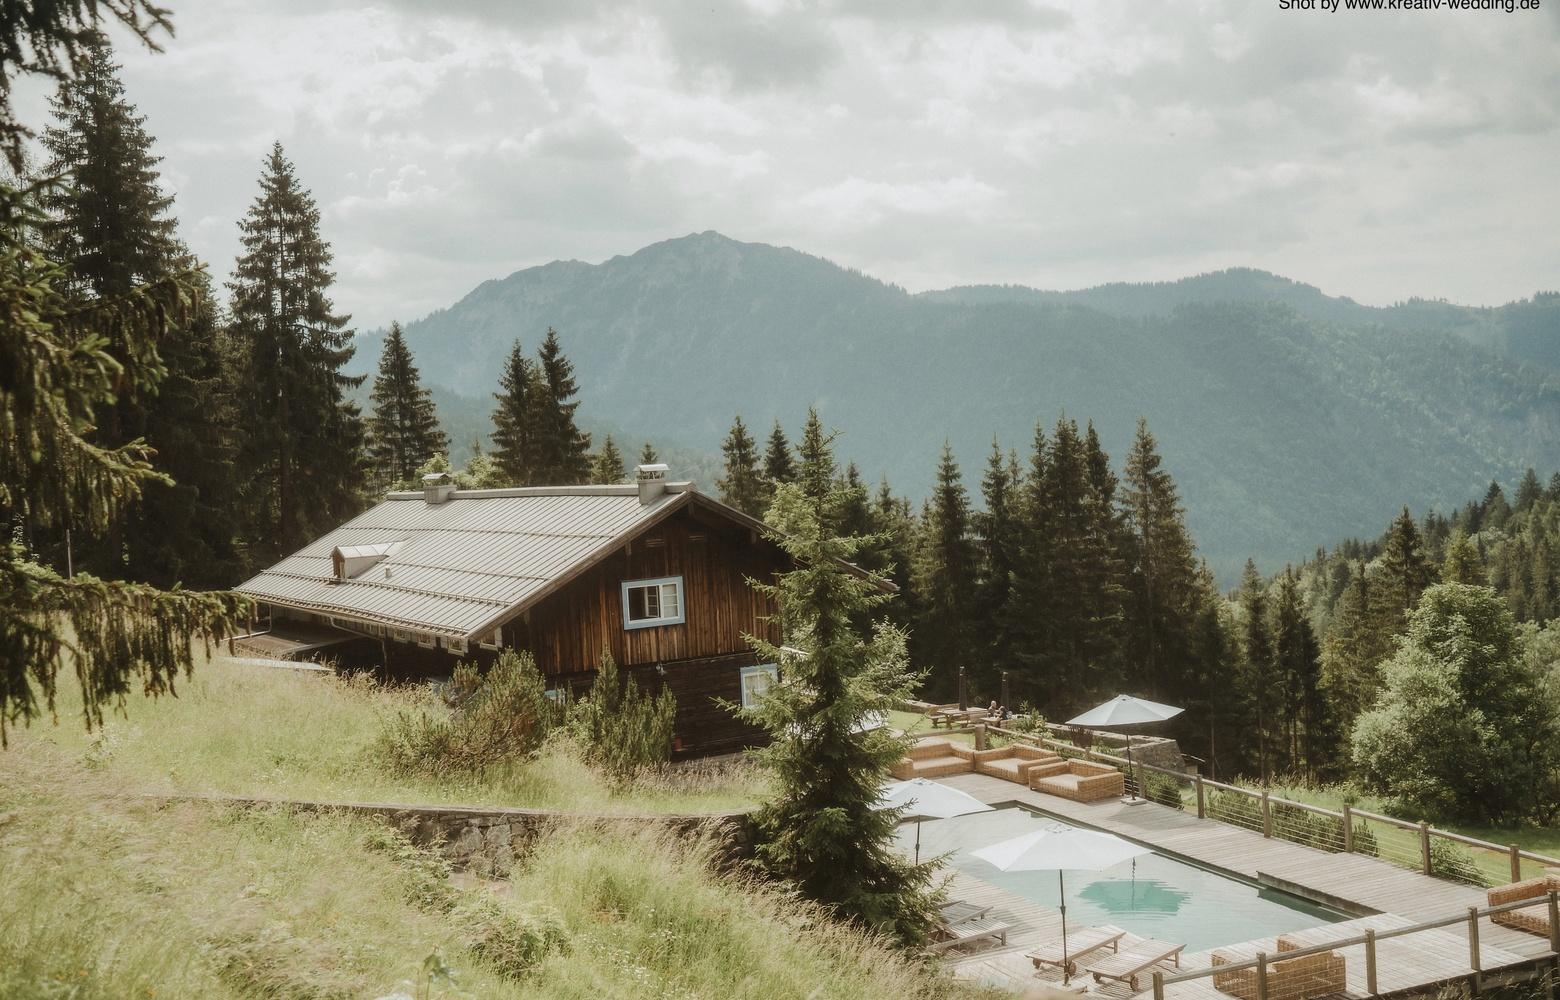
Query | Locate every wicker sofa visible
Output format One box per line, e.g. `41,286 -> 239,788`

969,745 -> 1064,784
1028,759 -> 1125,802
889,739 -> 975,780
1488,870 -> 1560,936
1210,935 -> 1345,1000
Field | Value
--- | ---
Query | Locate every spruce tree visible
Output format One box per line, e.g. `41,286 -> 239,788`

796,407 -> 838,506
1272,569 -> 1323,774
911,443 -> 979,695
739,482 -> 939,946
1371,507 -> 1435,633
1121,418 -> 1198,698
2,6 -> 248,742
639,442 -> 659,465
532,327 -> 591,484
591,434 -> 626,485
763,420 -> 796,486
1003,423 -> 1053,707
490,339 -> 538,486
38,43 -> 239,587
1239,561 -> 1277,784
1442,529 -> 1486,585
367,321 -> 446,489
717,415 -> 767,516
228,143 -> 365,560
1515,468 -> 1543,513
974,440 -> 1019,683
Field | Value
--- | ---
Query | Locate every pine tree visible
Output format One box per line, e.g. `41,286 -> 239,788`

2,5 -> 248,743
368,321 -> 446,489
38,43 -> 239,587
1239,561 -> 1277,784
1186,569 -> 1246,779
739,482 -> 939,946
1515,468 -> 1543,513
1318,566 -> 1385,771
763,420 -> 795,487
490,339 -> 539,486
1121,418 -> 1199,698
1442,529 -> 1486,585
796,407 -> 837,507
1004,423 -> 1052,707
1370,507 -> 1435,634
974,440 -> 1019,684
531,327 -> 591,484
717,415 -> 767,516
1272,569 -> 1323,774
639,442 -> 659,465
590,435 -> 626,485
912,443 -> 979,696
228,143 -> 365,560
1482,482 -> 1512,531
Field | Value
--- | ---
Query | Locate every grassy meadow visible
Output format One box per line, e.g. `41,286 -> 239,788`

0,743 -> 992,1000
13,654 -> 767,815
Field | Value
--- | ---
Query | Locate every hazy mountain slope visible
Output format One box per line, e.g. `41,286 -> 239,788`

369,232 -> 1560,581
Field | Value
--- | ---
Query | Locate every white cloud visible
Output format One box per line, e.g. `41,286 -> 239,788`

9,0 -> 1555,328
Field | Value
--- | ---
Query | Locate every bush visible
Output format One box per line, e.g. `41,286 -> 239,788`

362,824 -> 458,914
378,650 -> 555,778
1208,789 -> 1263,831
567,653 -> 677,780
1142,771 -> 1185,810
453,894 -> 568,978
1429,838 -> 1490,887
1351,821 -> 1380,858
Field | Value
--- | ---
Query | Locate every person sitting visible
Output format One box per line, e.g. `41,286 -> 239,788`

987,700 -> 1000,719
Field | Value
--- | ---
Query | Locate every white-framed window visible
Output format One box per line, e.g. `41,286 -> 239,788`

621,576 -> 685,630
446,636 -> 468,655
390,628 -> 410,644
414,632 -> 436,649
477,628 -> 502,650
740,663 -> 779,709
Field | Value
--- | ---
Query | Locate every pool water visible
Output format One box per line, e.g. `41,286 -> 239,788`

902,806 -> 1346,952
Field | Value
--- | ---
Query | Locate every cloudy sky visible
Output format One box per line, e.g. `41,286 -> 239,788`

20,0 -> 1560,328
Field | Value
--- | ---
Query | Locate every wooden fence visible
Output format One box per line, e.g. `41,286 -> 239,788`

983,723 -> 1560,889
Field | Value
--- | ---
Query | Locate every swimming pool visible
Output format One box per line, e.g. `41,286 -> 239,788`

903,806 -> 1346,952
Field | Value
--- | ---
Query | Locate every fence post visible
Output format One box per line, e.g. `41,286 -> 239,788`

1152,970 -> 1165,1000
1342,804 -> 1354,854
1510,843 -> 1523,884
1468,905 -> 1482,975
1548,890 -> 1559,955
1365,929 -> 1378,995
1195,774 -> 1206,819
1420,821 -> 1432,876
1262,791 -> 1272,839
1256,952 -> 1270,1000
974,723 -> 987,752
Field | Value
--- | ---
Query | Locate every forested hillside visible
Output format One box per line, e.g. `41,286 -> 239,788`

363,232 -> 1560,580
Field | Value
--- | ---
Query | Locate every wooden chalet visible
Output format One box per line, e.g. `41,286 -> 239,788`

233,465 -> 859,757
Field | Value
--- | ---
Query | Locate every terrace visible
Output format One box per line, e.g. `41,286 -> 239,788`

902,731 -> 1559,998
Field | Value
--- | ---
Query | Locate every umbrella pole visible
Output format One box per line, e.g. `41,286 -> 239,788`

1126,732 -> 1137,801
1059,870 -> 1070,984
914,819 -> 922,865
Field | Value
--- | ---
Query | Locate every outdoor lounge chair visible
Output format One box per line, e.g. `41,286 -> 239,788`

889,738 -> 974,779
928,915 -> 1012,953
1084,937 -> 1184,991
1210,935 -> 1345,1000
971,744 -> 1063,784
1488,869 -> 1560,937
1029,759 -> 1126,802
939,900 -> 992,926
1026,925 -> 1126,977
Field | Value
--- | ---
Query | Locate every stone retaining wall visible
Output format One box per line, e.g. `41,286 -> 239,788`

157,794 -> 754,877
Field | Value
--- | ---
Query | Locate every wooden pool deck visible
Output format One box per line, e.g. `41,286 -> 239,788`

927,772 -> 1556,996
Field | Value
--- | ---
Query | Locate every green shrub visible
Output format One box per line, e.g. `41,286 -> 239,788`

453,894 -> 568,978
1142,771 -> 1185,810
1269,802 -> 1343,852
1208,789 -> 1263,831
1351,821 -> 1380,857
378,650 -> 555,778
568,653 -> 677,780
1429,838 -> 1491,887
363,824 -> 458,914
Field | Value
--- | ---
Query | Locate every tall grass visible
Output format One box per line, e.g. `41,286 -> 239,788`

0,744 -> 994,1000
22,654 -> 766,814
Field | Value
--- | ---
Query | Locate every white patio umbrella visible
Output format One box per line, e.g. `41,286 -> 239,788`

875,778 -> 993,863
1067,695 -> 1184,803
972,823 -> 1151,983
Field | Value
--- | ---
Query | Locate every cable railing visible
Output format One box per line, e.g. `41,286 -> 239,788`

1147,890 -> 1560,999
982,723 -> 1560,890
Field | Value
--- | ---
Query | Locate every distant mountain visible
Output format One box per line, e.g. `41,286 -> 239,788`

354,232 -> 1560,582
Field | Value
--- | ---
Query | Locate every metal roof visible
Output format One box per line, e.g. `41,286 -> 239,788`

235,483 -> 702,639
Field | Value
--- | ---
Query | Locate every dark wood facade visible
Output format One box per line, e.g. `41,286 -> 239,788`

282,500 -> 791,757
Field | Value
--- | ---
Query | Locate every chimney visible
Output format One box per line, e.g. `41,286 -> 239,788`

422,471 -> 456,505
635,463 -> 669,505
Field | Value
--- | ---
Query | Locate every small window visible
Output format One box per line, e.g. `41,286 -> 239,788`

740,663 -> 778,709
477,628 -> 502,651
621,576 -> 685,630
414,632 -> 435,649
446,636 -> 468,655
390,628 -> 410,644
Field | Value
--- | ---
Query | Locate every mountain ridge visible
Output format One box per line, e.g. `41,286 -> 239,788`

352,231 -> 1560,583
